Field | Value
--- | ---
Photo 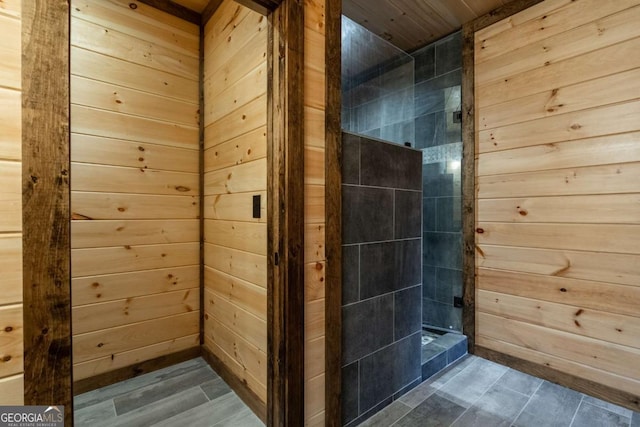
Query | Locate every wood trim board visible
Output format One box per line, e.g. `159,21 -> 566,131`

267,0 -> 306,425
324,0 -> 342,424
21,1 -> 72,424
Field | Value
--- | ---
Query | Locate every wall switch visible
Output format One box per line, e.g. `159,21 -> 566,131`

253,194 -> 261,218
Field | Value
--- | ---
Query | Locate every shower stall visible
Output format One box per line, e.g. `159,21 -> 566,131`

340,15 -> 466,426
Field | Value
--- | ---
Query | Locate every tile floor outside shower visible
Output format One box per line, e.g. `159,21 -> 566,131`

75,355 -> 640,427
360,355 -> 640,427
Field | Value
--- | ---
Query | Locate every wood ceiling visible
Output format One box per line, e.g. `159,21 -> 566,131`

344,0 -> 514,51
169,0 -> 511,52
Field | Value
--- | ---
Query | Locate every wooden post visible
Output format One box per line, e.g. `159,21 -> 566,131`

267,0 -> 305,425
21,0 -> 72,424
324,0 -> 343,424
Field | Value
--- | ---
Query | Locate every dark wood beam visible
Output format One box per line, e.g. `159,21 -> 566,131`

235,0 -> 282,16
324,0 -> 342,423
201,0 -> 224,26
21,0 -> 72,424
267,0 -> 305,425
137,0 -> 200,24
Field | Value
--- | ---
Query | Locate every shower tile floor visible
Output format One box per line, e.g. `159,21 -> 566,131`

74,357 -> 263,427
360,355 -> 640,427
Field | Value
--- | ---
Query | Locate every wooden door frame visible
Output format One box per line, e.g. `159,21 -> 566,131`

21,0 -> 304,425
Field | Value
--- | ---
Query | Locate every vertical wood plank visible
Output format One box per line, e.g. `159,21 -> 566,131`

268,0 -> 305,425
21,0 -> 72,423
323,0 -> 341,424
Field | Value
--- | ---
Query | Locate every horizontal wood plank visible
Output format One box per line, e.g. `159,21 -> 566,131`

73,334 -> 199,381
72,192 -> 199,220
73,311 -> 199,363
204,93 -> 267,142
204,11 -> 266,79
203,126 -> 267,170
476,37 -> 640,108
204,220 -> 267,256
71,219 -> 199,249
476,222 -> 640,255
73,288 -> 199,334
477,312 -> 640,380
479,68 -> 640,131
475,0 -> 640,64
0,374 -> 24,405
203,313 -> 266,386
478,268 -> 640,319
476,244 -> 640,287
71,133 -> 198,173
305,224 -> 325,264
72,266 -> 199,306
0,234 -> 22,305
476,5 -> 640,86
0,160 -> 21,231
204,159 -> 267,195
71,75 -> 199,126
202,31 -> 268,101
71,46 -> 198,103
205,61 -> 267,124
0,14 -> 20,90
477,132 -> 640,176
71,105 -> 198,150
305,185 -> 326,224
478,290 -> 640,349
203,192 -> 266,222
204,267 -> 267,319
478,194 -> 640,224
72,242 -> 199,276
71,163 -> 198,196
71,17 -> 199,79
203,336 -> 266,403
305,336 -> 324,381
0,304 -> 23,378
479,99 -> 640,154
71,0 -> 199,57
305,299 -> 324,341
203,243 -> 267,287
305,262 -> 325,303
0,88 -> 21,161
477,162 -> 640,199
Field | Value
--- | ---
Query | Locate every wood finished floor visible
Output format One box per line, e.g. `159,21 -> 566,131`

74,357 -> 264,427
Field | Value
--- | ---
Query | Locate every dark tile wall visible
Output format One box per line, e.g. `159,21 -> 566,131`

412,32 -> 463,332
341,133 -> 422,426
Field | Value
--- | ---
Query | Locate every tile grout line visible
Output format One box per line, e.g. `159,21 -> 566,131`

446,364 -> 509,426
510,378 -> 545,426
568,396 -> 584,427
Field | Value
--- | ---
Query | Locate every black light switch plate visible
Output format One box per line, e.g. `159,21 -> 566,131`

253,194 -> 261,218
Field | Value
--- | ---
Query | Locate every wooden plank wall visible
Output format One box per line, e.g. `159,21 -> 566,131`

304,0 -> 327,424
69,0 -> 201,381
202,0 -> 269,404
0,0 -> 24,405
475,0 -> 640,398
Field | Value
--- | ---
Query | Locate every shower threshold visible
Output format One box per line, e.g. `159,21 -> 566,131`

421,328 -> 468,381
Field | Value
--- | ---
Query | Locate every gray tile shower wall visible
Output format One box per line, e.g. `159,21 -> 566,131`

341,132 -> 423,426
